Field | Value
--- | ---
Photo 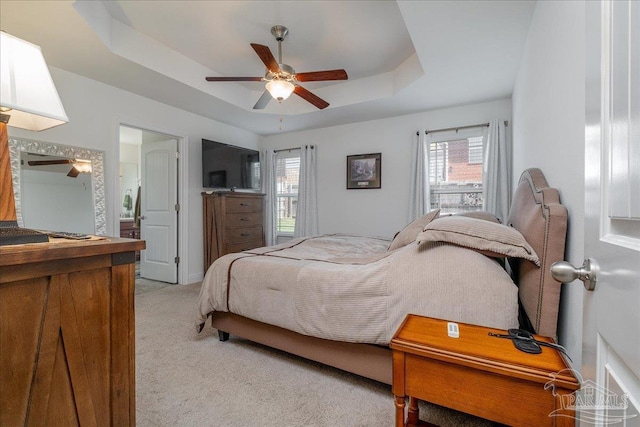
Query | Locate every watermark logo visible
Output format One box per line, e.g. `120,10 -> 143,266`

544,369 -> 637,425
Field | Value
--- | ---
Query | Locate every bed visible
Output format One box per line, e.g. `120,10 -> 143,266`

196,168 -> 568,385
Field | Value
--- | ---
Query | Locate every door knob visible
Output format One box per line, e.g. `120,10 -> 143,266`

139,215 -> 146,220
550,259 -> 597,291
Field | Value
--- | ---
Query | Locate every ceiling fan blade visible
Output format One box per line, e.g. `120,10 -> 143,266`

67,167 -> 80,178
250,43 -> 281,73
295,69 -> 348,82
253,90 -> 272,110
28,159 -> 74,166
293,85 -> 329,110
206,77 -> 263,82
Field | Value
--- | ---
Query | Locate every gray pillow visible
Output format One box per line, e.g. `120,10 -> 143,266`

388,209 -> 440,251
438,210 -> 501,224
416,215 -> 539,265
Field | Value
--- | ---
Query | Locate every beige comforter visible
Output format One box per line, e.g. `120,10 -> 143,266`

197,234 -> 519,345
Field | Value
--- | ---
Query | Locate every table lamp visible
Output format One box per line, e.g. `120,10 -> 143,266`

0,31 -> 69,245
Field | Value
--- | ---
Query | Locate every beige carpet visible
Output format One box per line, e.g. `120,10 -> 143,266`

135,283 -> 499,426
135,276 -> 171,295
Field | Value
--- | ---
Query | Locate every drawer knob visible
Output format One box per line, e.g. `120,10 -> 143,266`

240,217 -> 249,221
240,203 -> 249,206
241,233 -> 251,237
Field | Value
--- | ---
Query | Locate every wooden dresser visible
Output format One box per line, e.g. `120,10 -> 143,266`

119,220 -> 140,240
202,192 -> 265,271
120,220 -> 141,261
0,236 -> 145,427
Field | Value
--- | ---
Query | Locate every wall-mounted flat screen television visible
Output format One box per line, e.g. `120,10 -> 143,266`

202,139 -> 261,190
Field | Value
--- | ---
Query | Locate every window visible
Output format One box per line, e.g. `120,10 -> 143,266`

428,135 -> 484,214
468,137 -> 483,164
275,150 -> 300,235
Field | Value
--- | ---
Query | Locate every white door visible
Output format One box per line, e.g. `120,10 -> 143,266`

140,139 -> 178,283
583,1 -> 640,424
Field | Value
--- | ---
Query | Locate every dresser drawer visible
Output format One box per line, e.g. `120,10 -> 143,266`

225,196 -> 263,213
121,229 -> 140,239
225,239 -> 264,253
226,212 -> 263,228
203,192 -> 265,271
120,221 -> 140,239
225,226 -> 263,244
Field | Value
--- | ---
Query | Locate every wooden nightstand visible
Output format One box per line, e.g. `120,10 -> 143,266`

390,315 -> 580,427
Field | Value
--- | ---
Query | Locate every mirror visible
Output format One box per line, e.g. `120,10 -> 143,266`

8,137 -> 106,235
120,162 -> 138,219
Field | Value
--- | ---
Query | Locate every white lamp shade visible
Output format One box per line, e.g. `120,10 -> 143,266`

265,80 -> 295,101
1,32 -> 69,131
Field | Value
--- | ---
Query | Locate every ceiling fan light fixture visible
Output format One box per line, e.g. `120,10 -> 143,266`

266,79 -> 295,102
73,161 -> 92,174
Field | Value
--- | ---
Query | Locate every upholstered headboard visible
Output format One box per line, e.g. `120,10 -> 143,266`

506,168 -> 568,339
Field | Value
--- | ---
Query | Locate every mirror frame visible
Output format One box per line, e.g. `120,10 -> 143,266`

8,137 -> 107,235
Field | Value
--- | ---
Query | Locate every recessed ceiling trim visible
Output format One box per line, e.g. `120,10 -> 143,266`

73,0 -> 423,115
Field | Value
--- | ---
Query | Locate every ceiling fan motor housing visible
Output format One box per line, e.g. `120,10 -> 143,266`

271,25 -> 289,42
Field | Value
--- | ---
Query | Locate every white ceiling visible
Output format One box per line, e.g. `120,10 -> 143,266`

0,1 -> 536,136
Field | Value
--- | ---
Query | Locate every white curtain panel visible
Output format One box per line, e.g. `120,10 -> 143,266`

262,149 -> 278,246
482,119 -> 511,223
408,131 -> 430,222
293,145 -> 319,237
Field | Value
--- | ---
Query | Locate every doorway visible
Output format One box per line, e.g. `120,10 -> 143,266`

119,125 -> 183,285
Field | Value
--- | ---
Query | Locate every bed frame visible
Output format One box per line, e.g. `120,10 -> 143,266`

210,168 -> 568,385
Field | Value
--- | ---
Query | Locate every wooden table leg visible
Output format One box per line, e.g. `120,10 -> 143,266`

393,350 -> 407,426
407,396 -> 419,426
394,395 -> 405,427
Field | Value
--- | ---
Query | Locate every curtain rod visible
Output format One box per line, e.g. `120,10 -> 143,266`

273,145 -> 314,153
424,121 -> 508,135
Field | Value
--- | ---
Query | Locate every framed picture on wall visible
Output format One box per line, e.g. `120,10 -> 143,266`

346,153 -> 381,189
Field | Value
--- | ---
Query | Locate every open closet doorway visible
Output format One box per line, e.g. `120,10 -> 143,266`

119,125 -> 181,284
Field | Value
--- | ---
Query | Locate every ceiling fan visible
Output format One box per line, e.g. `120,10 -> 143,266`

27,158 -> 92,178
206,25 -> 348,110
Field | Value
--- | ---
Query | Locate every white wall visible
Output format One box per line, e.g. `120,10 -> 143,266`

512,1 -> 585,369
262,99 -> 512,239
120,142 -> 140,163
7,67 -> 260,285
